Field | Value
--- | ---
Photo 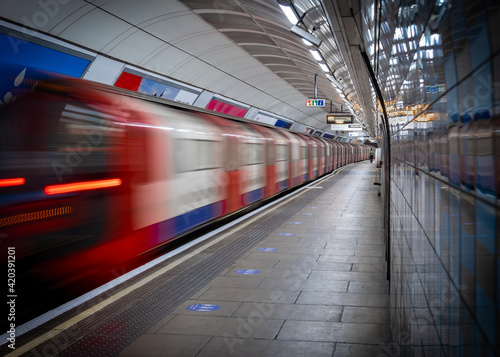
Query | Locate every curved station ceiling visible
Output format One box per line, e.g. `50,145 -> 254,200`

0,0 -> 376,138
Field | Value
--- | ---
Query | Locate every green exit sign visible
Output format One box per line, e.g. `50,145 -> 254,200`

306,99 -> 325,107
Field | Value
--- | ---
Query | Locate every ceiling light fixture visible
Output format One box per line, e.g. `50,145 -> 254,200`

302,38 -> 313,46
319,63 -> 330,72
290,25 -> 322,47
279,4 -> 299,24
309,49 -> 322,61
326,74 -> 343,89
278,2 -> 322,47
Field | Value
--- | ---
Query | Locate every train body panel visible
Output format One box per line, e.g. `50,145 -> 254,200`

294,134 -> 308,183
236,125 -> 266,206
251,125 -> 289,197
276,130 -> 300,187
304,135 -> 318,180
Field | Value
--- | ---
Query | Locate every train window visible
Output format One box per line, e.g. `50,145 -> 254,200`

0,95 -> 124,178
476,136 -> 492,156
174,139 -> 219,173
198,140 -> 215,170
300,146 -> 307,159
242,143 -> 263,165
0,98 -> 120,150
174,139 -> 192,173
277,144 -> 287,161
57,103 -> 120,147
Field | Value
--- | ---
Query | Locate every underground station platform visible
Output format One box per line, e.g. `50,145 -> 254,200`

4,161 -> 391,357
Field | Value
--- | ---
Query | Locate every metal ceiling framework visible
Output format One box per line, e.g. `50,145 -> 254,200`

181,0 -> 376,135
0,0 -> 375,137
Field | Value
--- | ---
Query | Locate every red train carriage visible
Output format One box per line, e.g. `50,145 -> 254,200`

0,77 -> 369,308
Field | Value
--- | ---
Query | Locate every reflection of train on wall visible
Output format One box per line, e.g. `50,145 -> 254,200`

0,77 -> 369,303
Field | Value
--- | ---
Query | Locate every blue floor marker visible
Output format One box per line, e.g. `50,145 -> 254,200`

187,304 -> 221,311
278,233 -> 296,236
289,221 -> 304,224
235,269 -> 261,274
257,248 -> 278,252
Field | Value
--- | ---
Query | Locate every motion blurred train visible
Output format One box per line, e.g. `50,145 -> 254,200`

0,76 -> 369,298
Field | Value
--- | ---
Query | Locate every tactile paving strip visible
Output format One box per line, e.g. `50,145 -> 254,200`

40,168 -> 349,357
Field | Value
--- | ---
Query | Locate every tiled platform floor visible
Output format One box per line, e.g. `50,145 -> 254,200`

6,161 -> 390,357
116,161 -> 391,356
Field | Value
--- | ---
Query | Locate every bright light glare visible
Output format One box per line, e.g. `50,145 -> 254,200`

309,49 -> 322,61
279,5 -> 298,25
44,179 -> 122,195
302,38 -> 313,46
319,63 -> 330,72
0,177 -> 25,187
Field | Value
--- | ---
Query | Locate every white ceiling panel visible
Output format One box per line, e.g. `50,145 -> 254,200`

171,60 -> 228,87
140,46 -> 193,76
175,32 -> 238,60
143,13 -> 214,44
98,0 -> 188,26
57,9 -> 133,51
103,30 -> 167,64
211,57 -> 263,76
0,0 -> 88,35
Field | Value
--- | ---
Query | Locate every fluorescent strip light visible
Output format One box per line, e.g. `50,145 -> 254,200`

290,25 -> 322,47
302,38 -> 313,46
309,49 -> 322,61
279,5 -> 298,25
319,63 -> 330,72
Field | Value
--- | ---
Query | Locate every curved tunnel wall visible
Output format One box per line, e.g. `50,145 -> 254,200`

361,0 -> 499,354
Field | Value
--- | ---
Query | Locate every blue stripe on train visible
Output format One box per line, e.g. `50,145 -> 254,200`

172,201 -> 224,237
242,187 -> 264,205
278,179 -> 288,191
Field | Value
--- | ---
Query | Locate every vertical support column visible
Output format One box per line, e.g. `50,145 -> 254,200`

314,73 -> 317,99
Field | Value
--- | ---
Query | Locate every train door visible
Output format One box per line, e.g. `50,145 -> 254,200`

279,130 -> 299,186
251,124 -> 283,197
315,137 -> 327,175
294,134 -> 308,183
273,129 -> 291,192
236,125 -> 266,206
302,135 -> 318,179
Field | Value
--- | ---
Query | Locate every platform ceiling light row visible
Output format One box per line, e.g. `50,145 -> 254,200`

278,1 -> 322,47
279,1 -> 358,120
279,2 -> 345,91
